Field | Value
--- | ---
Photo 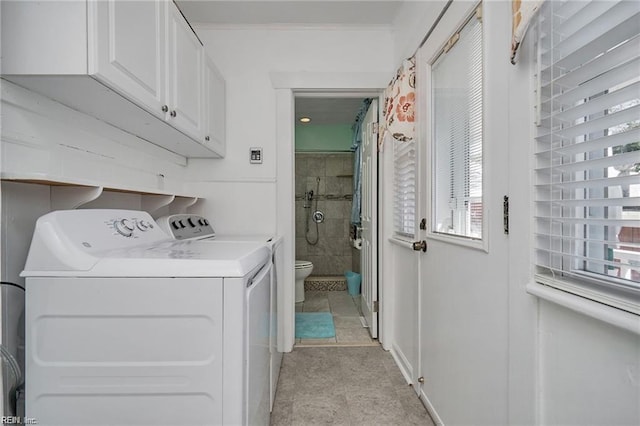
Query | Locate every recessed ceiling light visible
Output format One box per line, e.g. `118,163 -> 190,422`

299,117 -> 311,123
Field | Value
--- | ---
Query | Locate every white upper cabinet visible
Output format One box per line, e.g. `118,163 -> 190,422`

1,0 -> 224,158
166,4 -> 204,141
203,56 -> 226,156
90,0 -> 166,120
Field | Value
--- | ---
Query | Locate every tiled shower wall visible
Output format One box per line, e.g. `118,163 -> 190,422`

295,153 -> 354,276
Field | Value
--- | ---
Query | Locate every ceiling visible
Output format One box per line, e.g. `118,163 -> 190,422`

295,97 -> 369,125
176,1 -> 403,26
175,1 -> 395,125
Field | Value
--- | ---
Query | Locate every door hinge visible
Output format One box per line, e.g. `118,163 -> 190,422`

503,195 -> 509,235
419,218 -> 426,230
372,122 -> 379,134
373,300 -> 379,313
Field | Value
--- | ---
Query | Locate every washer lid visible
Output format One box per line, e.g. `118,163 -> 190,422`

22,239 -> 270,278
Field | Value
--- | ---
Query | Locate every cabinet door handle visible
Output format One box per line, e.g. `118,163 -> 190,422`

161,105 -> 168,113
170,110 -> 177,117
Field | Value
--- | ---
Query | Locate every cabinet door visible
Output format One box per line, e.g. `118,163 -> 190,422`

203,56 -> 226,156
167,3 -> 204,141
89,0 -> 166,119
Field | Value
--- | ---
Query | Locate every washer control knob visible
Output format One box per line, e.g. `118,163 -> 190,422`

137,220 -> 151,231
187,218 -> 196,227
198,218 -> 206,226
115,218 -> 135,237
171,220 -> 180,230
178,220 -> 186,228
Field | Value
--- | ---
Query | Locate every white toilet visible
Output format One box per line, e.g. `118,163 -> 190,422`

294,260 -> 313,303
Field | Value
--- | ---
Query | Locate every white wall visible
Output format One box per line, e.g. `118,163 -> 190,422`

380,1 -> 640,425
1,2 -> 637,424
391,0 -> 449,65
0,81 -> 197,284
539,301 -> 640,425
506,17 -> 539,425
186,25 -> 395,234
0,20 -> 397,400
185,24 -> 395,351
5,7 -> 391,418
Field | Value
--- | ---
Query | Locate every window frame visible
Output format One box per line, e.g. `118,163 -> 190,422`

392,137 -> 418,238
528,0 -> 640,324
425,4 -> 488,252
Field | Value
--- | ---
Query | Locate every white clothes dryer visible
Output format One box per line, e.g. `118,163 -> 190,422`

20,209 -> 271,426
156,214 -> 284,415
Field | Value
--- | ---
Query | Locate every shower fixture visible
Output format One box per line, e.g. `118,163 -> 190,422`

303,190 -> 314,208
312,211 -> 324,224
305,177 -> 322,245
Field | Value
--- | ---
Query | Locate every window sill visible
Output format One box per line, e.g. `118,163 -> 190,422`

526,281 -> 640,336
427,231 -> 488,252
389,236 -> 416,250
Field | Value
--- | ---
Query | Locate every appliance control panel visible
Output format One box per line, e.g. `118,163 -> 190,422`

156,214 -> 216,240
29,209 -> 169,254
98,214 -> 166,246
111,217 -> 156,238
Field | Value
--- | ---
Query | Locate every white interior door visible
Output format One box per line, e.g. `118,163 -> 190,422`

417,3 -> 510,423
361,99 -> 378,338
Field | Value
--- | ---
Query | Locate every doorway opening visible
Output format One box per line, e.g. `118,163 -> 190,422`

293,94 -> 378,346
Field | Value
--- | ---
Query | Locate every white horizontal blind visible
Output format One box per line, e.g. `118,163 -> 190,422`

432,11 -> 483,239
534,0 -> 640,307
394,138 -> 416,236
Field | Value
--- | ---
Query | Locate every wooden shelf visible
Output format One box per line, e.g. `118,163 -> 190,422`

1,173 -> 200,214
51,185 -> 104,210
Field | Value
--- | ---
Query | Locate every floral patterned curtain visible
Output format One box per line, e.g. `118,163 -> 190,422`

381,56 -> 416,147
511,0 -> 544,64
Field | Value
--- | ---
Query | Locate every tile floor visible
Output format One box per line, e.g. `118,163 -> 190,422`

270,346 -> 435,425
295,290 -> 376,346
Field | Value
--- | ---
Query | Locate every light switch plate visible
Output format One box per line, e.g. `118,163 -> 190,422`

250,147 -> 263,164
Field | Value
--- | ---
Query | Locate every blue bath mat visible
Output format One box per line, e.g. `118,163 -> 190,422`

295,312 -> 335,339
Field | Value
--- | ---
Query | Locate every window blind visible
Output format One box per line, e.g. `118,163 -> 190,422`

394,138 -> 416,236
534,0 -> 640,311
431,9 -> 483,239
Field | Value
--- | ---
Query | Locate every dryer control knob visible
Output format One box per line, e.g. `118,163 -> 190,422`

115,218 -> 135,237
187,218 -> 196,227
136,220 -> 151,231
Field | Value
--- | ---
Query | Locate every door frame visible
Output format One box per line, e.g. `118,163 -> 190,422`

272,71 -> 387,352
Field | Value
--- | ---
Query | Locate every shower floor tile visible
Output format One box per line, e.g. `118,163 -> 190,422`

295,290 -> 375,346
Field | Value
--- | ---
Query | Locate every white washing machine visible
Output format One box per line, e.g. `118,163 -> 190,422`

20,209 -> 272,426
156,214 -> 283,415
